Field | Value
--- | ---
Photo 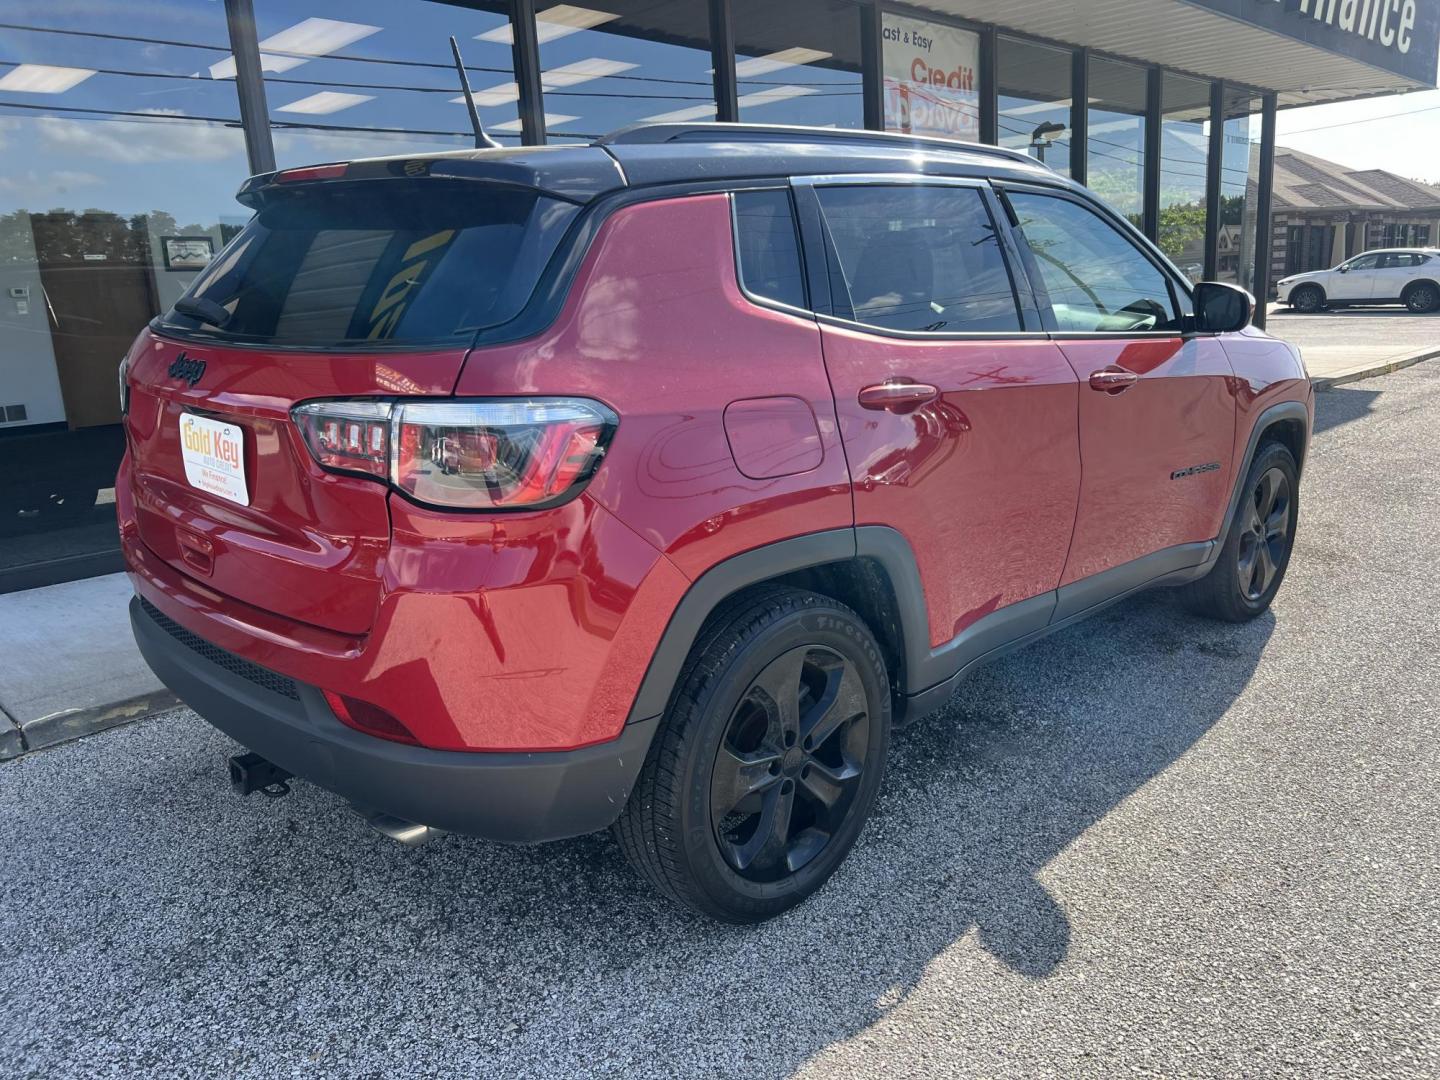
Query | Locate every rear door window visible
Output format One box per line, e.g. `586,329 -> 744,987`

1005,191 -> 1182,333
813,184 -> 1021,334
158,181 -> 577,348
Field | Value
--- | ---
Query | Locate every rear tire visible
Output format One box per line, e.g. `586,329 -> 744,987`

1290,284 -> 1325,313
1404,281 -> 1439,314
615,587 -> 891,923
1179,441 -> 1299,622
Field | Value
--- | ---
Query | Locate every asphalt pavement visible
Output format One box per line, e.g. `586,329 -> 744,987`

2,365 -> 1438,1078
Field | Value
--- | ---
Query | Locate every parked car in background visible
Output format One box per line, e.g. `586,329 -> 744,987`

1277,248 -> 1440,313
119,123 -> 1313,923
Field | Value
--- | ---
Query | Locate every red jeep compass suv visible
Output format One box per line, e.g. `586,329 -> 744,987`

121,123 -> 1311,922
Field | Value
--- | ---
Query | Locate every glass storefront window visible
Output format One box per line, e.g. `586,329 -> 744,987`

882,12 -> 980,141
1158,72 -> 1209,281
536,1 -> 713,142
254,1 -> 521,166
997,37 -> 1072,176
1218,88 -> 1261,291
732,0 -> 863,128
0,3 -> 249,586
1087,56 -> 1147,227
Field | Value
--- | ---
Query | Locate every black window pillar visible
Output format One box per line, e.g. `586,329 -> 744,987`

1070,47 -> 1088,185
1251,92 -> 1278,328
860,1 -> 884,130
510,0 -> 546,145
1142,66 -> 1162,241
710,0 -> 739,122
223,0 -> 275,174
979,28 -> 998,144
1203,80 -> 1225,281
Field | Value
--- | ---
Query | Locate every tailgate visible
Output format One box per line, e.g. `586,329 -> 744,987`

125,330 -> 468,634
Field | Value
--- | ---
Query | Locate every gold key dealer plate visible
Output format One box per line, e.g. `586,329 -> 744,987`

178,412 -> 248,506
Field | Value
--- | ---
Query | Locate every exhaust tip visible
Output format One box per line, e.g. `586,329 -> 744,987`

361,809 -> 443,846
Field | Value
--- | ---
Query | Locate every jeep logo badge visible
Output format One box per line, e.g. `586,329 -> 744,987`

168,353 -> 206,386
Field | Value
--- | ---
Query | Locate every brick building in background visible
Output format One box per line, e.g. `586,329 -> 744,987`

1270,147 -> 1440,279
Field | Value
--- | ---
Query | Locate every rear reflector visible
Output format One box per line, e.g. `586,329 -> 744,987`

324,690 -> 419,746
292,397 -> 617,511
275,162 -> 348,183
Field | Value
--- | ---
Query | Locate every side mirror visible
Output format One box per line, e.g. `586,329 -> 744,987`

1193,281 -> 1254,334
1337,265 -> 1350,273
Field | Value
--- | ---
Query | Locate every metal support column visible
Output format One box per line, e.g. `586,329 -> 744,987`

710,0 -> 738,123
860,1 -> 884,130
979,28 -> 998,144
510,0 -> 546,145
1070,48 -> 1088,184
1203,80 -> 1225,282
1143,66 -> 1162,241
223,0 -> 275,174
1251,92 -> 1278,328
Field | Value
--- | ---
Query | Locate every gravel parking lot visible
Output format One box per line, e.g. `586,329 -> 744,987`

3,365 -> 1438,1079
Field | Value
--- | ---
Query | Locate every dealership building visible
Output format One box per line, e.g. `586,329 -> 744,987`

1,0 -> 1437,590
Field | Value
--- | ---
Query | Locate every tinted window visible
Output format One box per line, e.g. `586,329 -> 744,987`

733,190 -> 807,310
815,185 -> 1020,333
1381,252 -> 1427,268
1007,192 -> 1180,333
1342,253 -> 1380,271
159,181 -> 576,347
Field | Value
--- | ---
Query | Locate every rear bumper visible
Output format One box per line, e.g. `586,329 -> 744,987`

131,595 -> 657,842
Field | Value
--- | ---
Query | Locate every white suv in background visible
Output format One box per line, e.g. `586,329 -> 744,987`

1276,248 -> 1440,314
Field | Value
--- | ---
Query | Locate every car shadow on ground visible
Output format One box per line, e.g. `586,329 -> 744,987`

1312,382 -> 1383,436
6,585 -> 1275,1075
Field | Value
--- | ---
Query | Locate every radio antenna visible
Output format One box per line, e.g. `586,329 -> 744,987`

450,35 -> 500,149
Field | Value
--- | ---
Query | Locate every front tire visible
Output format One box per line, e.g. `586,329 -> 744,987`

1290,284 -> 1325,313
615,587 -> 891,923
1179,441 -> 1299,622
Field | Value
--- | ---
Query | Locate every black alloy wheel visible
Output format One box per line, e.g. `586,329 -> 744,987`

1236,466 -> 1292,602
1179,440 -> 1300,622
1291,284 -> 1325,313
1405,282 -> 1439,313
711,645 -> 870,882
614,587 -> 890,923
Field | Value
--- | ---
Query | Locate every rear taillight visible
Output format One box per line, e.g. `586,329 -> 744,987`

292,398 -> 616,510
292,401 -> 391,479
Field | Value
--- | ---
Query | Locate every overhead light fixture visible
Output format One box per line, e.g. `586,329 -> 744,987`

640,103 -> 717,123
208,18 -> 381,79
0,64 -> 97,93
492,113 -> 578,132
207,54 -> 306,80
734,48 -> 831,78
541,58 -> 635,88
275,91 -> 375,115
477,5 -> 618,45
451,82 -> 519,107
738,85 -> 819,108
260,18 -> 381,57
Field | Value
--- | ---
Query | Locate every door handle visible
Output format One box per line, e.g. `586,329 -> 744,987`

858,378 -> 940,413
1088,366 -> 1139,394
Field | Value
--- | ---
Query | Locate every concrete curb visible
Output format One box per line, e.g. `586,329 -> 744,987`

1310,346 -> 1440,391
0,689 -> 181,762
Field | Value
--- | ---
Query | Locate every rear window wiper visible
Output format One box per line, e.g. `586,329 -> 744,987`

172,296 -> 232,328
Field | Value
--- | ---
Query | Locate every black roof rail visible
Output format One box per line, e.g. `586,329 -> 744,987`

597,121 -> 1045,167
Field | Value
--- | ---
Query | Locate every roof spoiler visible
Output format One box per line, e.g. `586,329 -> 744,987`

234,148 -> 627,209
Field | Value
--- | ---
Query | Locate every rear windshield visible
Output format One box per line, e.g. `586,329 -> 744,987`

157,180 -> 577,349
